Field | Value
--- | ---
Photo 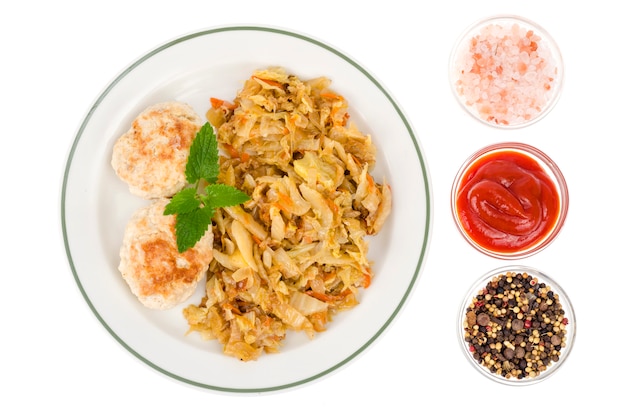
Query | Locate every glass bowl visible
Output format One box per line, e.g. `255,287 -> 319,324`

451,142 -> 568,259
458,265 -> 576,385
449,15 -> 564,128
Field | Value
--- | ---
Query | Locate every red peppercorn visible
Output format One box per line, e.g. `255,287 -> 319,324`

469,345 -> 476,352
562,318 -> 569,326
524,320 -> 532,329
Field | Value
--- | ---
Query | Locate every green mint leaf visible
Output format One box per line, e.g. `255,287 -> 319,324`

202,184 -> 251,209
163,187 -> 200,215
185,122 -> 219,184
174,206 -> 214,253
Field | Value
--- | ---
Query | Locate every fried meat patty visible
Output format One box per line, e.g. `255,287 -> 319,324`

111,101 -> 202,199
119,198 -> 214,310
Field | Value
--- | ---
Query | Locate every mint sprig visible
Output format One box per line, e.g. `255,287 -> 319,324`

185,122 -> 220,184
165,122 -> 250,252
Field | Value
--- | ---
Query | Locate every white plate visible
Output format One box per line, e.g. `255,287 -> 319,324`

61,25 -> 432,393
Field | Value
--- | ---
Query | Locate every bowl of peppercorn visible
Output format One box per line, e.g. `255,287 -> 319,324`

458,265 -> 576,385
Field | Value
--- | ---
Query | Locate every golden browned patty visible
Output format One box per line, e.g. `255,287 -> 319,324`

111,101 -> 202,199
119,198 -> 214,310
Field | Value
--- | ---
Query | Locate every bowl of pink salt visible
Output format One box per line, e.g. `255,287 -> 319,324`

449,15 -> 564,128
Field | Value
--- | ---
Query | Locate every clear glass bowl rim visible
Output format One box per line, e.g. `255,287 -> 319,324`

457,264 -> 577,386
448,14 -> 565,129
450,141 -> 569,259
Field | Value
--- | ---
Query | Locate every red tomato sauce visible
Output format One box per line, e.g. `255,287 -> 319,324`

455,150 -> 560,254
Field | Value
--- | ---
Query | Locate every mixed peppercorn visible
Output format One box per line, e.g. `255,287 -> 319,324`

463,271 -> 569,380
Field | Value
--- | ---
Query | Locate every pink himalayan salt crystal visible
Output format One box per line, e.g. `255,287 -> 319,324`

453,22 -> 560,127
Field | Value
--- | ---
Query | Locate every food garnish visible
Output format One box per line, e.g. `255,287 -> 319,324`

164,123 -> 250,253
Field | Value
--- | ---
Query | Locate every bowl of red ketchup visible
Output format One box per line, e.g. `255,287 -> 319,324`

451,142 -> 568,259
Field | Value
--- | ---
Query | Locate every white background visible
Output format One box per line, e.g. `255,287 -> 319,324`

3,0 -> 624,411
